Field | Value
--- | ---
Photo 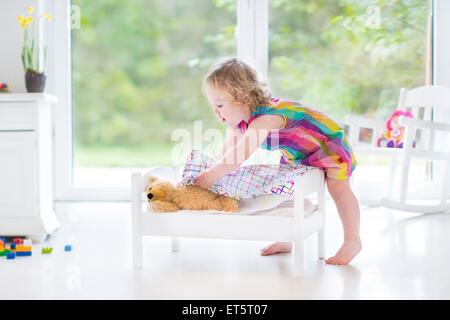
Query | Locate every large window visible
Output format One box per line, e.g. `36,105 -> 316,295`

71,0 -> 236,185
62,0 -> 432,198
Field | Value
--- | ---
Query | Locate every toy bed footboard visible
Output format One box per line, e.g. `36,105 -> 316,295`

131,167 -> 326,277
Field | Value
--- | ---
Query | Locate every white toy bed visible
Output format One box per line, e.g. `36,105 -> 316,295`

131,165 -> 326,277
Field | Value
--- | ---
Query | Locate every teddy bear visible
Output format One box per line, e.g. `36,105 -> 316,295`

145,176 -> 239,213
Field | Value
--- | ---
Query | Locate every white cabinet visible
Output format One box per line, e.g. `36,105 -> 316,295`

0,94 -> 59,240
0,131 -> 37,218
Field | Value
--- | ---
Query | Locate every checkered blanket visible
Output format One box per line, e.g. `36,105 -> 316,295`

181,149 -> 316,200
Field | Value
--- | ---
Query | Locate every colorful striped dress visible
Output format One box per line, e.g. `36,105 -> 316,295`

237,98 -> 357,180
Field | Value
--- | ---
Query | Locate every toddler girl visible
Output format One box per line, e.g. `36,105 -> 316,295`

193,58 -> 361,265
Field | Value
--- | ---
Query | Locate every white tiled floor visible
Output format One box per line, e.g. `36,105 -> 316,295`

1,200 -> 449,299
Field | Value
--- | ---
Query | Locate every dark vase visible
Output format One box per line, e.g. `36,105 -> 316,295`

25,70 -> 46,93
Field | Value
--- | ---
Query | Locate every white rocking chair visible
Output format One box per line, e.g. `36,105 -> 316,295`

346,85 -> 450,213
380,85 -> 450,213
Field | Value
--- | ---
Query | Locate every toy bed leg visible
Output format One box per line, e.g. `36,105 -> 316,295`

131,172 -> 143,269
171,237 -> 180,252
293,185 -> 305,278
317,175 -> 326,259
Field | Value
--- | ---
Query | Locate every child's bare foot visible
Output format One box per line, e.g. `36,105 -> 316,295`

325,238 -> 362,265
260,242 -> 292,256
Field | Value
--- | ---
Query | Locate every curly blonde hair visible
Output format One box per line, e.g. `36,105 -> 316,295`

203,58 -> 272,113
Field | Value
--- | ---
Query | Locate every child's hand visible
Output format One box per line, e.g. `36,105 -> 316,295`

193,169 -> 219,190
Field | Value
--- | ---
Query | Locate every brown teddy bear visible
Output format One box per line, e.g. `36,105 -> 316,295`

146,176 -> 238,213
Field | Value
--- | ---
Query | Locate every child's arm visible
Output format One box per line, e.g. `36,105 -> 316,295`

211,114 -> 284,179
213,127 -> 245,162
193,114 -> 284,189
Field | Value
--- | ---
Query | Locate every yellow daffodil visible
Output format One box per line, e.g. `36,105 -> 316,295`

17,15 -> 33,29
18,16 -> 28,29
18,8 -> 54,72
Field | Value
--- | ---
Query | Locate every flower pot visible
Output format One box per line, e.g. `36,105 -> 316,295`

25,70 -> 46,93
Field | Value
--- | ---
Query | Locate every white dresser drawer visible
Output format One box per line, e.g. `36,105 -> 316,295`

0,102 -> 36,130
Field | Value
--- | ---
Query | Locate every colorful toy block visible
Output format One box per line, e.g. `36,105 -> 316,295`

16,244 -> 31,257
42,247 -> 53,254
0,238 -> 33,258
64,245 -> 72,252
13,238 -> 24,245
16,251 -> 32,256
15,244 -> 32,252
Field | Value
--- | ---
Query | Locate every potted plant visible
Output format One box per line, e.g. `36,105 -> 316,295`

18,6 -> 52,93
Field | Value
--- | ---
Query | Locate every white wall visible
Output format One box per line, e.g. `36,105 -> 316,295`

0,0 -> 44,93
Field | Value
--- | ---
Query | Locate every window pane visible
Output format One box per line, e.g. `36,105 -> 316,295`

269,0 -> 430,122
71,0 -> 236,185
